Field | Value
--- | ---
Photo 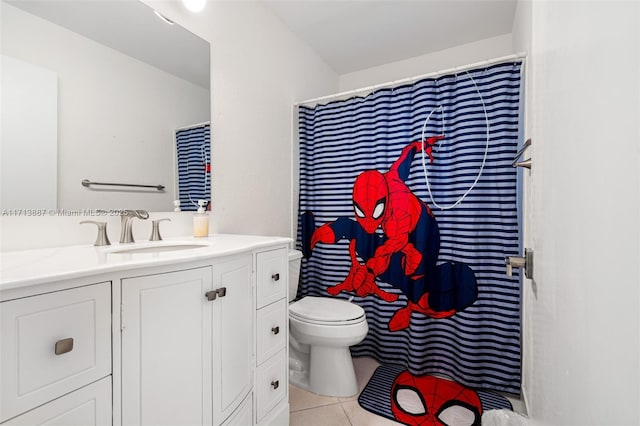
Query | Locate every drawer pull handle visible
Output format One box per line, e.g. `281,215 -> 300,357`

271,273 -> 280,282
271,326 -> 280,335
271,380 -> 279,390
55,338 -> 74,355
205,287 -> 227,301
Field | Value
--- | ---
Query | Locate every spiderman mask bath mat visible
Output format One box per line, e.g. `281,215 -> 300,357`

358,364 -> 513,426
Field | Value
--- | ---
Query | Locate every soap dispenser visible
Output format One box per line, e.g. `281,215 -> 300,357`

193,199 -> 209,237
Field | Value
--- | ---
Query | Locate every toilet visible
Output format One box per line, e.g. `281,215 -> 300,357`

287,250 -> 369,397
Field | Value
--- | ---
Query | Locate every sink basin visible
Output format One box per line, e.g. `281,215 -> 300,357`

108,242 -> 209,254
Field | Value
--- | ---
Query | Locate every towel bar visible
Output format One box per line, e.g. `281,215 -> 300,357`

81,179 -> 165,191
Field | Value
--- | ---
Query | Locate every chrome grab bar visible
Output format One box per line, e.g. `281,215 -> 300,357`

81,179 -> 165,191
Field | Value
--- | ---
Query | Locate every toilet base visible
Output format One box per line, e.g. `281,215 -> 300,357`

289,346 -> 359,397
308,345 -> 358,397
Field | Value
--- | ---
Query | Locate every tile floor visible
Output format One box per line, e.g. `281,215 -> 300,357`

288,356 -> 525,426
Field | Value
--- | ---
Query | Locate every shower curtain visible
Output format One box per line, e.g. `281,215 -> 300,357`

296,62 -> 522,394
176,123 -> 210,211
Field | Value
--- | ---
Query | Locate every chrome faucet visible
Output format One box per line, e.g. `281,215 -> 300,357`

120,209 -> 149,244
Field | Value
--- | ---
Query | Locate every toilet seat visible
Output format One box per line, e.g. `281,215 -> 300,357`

290,296 -> 365,326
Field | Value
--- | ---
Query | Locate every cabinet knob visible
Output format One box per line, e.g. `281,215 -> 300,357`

271,380 -> 279,390
271,326 -> 280,335
271,273 -> 280,282
55,338 -> 74,355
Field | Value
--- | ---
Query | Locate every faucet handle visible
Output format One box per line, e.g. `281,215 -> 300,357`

80,221 -> 111,246
149,218 -> 171,241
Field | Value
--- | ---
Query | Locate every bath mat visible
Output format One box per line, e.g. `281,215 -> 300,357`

358,364 -> 513,425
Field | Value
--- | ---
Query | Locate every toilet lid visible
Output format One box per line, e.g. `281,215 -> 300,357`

289,296 -> 365,323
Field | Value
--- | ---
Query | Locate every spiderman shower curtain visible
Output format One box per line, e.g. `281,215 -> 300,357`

296,62 -> 522,394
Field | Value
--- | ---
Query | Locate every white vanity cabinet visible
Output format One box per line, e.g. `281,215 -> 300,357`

0,282 -> 112,425
0,235 -> 291,426
254,248 -> 289,425
120,254 -> 253,426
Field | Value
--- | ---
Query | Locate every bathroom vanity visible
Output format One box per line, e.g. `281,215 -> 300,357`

0,235 -> 290,426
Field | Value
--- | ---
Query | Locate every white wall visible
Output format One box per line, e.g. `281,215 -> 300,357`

1,3 -> 210,211
515,0 -> 640,424
338,34 -> 513,92
0,1 -> 338,251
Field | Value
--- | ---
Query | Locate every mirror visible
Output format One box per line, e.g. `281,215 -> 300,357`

0,0 -> 210,212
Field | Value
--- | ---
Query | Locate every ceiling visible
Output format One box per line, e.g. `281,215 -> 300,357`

261,0 -> 517,75
5,0 -> 210,89
6,0 -> 517,85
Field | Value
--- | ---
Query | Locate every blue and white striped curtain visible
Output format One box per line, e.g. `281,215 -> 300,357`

176,124 -> 210,211
296,62 -> 522,394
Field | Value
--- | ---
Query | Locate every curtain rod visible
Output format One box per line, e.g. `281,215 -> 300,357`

175,121 -> 211,132
295,51 -> 527,107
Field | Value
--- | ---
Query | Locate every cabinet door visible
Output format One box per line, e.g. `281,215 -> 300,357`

221,394 -> 252,426
121,267 -> 212,426
4,377 -> 111,426
212,255 -> 253,425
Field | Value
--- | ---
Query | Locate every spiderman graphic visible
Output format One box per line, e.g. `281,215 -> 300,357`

390,371 -> 482,426
301,136 -> 477,331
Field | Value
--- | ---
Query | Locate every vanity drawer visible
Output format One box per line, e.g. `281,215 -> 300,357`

0,282 -> 111,422
2,377 -> 112,426
255,348 -> 287,423
256,299 -> 287,365
256,248 -> 287,308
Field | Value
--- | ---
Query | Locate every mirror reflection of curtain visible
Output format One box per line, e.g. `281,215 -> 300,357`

176,123 -> 210,212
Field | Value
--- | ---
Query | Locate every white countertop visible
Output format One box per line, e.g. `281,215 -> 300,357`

0,234 -> 291,291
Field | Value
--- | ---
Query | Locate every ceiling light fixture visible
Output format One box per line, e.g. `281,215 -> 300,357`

154,10 -> 175,25
182,0 -> 206,13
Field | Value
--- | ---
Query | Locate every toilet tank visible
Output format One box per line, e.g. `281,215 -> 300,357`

288,250 -> 303,301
